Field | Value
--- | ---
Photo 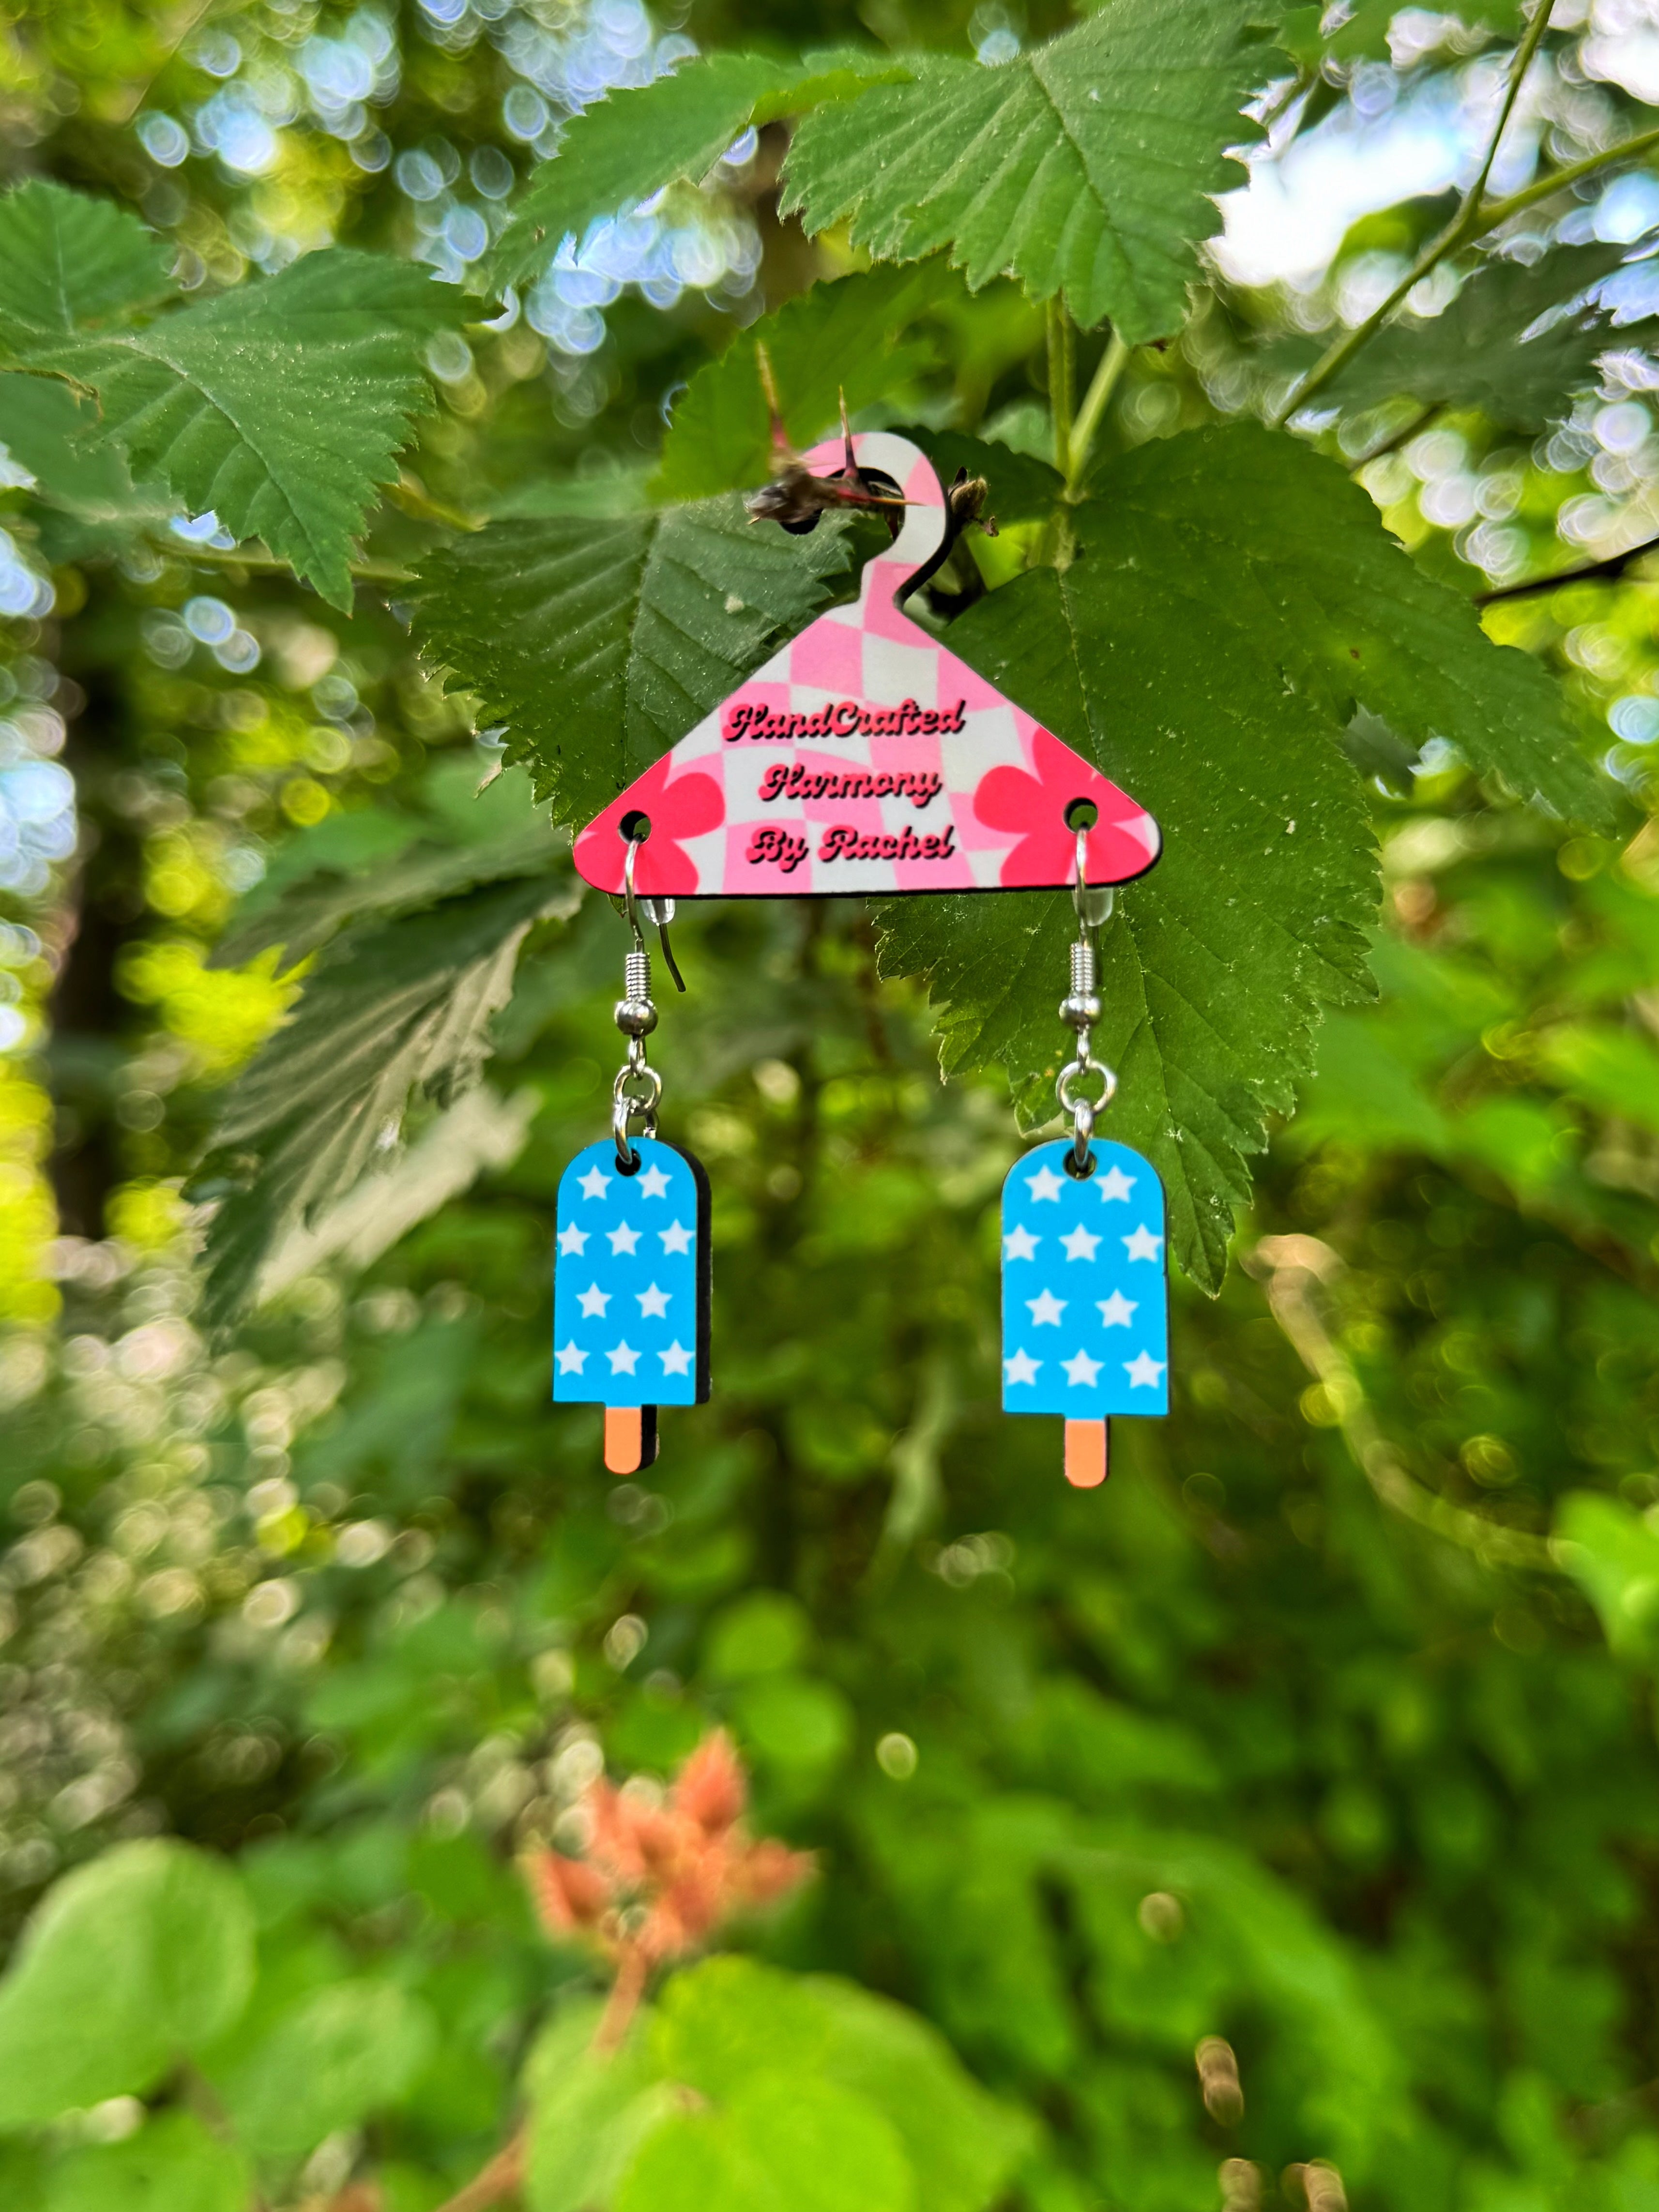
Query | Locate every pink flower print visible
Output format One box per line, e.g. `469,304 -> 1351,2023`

974,727 -> 1160,891
574,749 -> 724,896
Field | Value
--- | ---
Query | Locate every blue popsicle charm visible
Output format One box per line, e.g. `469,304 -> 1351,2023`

1001,1136 -> 1168,1486
553,1136 -> 711,1473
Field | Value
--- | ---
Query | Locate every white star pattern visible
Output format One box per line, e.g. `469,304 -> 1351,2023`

1000,1146 -> 1168,1415
554,1148 -> 702,1407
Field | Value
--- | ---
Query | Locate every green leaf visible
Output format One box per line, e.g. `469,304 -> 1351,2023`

617,2076 -> 915,2212
213,820 -> 567,975
408,497 -> 863,824
0,179 -> 173,339
1536,1021 -> 1659,1135
193,874 -> 558,1325
731,1673 -> 853,1774
649,1960 -> 1024,2212
0,376 -> 177,545
878,475 -> 1376,1292
0,1841 -> 254,2130
1555,1493 -> 1659,1661
1280,0 -> 1524,63
493,49 -> 911,289
1331,243 -> 1649,427
780,1 -> 1267,340
1082,422 -> 1603,824
652,1957 -> 829,2093
43,2113 -> 252,2212
12,246 -> 456,608
525,1999 -> 675,2212
804,1980 -> 1031,2212
655,264 -> 947,500
878,424 -> 1599,1286
213,1980 -> 437,2160
704,1591 -> 813,1680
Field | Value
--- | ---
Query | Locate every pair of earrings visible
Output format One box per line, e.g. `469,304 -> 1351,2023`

552,427 -> 1168,1488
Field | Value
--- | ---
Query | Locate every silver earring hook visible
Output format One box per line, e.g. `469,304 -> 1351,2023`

1071,819 -> 1114,934
619,824 -> 685,993
1057,813 -> 1117,1174
622,830 -> 646,952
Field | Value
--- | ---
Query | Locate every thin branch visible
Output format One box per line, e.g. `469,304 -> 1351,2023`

387,470 -> 483,532
1474,530 -> 1659,603
1349,399 -> 1444,472
148,538 -> 412,587
1066,332 -> 1131,496
1467,0 -> 1556,210
594,1944 -> 649,2053
1275,0 -> 1557,425
1247,1236 -> 1558,1572
106,0 -> 221,124
1047,299 -> 1077,479
431,2129 -> 526,2212
1477,121 -> 1659,231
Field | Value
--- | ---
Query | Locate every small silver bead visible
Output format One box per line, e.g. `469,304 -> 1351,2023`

614,998 -> 658,1038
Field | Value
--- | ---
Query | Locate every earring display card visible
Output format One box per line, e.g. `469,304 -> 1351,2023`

553,1139 -> 711,1449
573,431 -> 1161,903
1001,1137 -> 1169,1420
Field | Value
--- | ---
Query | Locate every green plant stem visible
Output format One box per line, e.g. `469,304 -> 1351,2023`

1276,0 -> 1557,425
1350,399 -> 1445,472
1474,530 -> 1659,604
1047,299 -> 1076,478
431,2128 -> 526,2212
1066,332 -> 1131,497
153,539 -> 411,587
1248,1236 -> 1557,1571
1478,121 -> 1659,230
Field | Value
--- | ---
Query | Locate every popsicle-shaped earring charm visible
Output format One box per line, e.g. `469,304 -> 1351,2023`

554,1134 -> 710,1473
1000,828 -> 1168,1486
553,836 -> 710,1473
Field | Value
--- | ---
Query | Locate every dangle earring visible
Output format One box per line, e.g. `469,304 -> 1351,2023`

552,832 -> 711,1475
565,413 -> 1171,1495
1000,819 -> 1169,1489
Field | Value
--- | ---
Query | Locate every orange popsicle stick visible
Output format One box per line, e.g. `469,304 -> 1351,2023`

604,1406 -> 659,1475
1065,1419 -> 1108,1489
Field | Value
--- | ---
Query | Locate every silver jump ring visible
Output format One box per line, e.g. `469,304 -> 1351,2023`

612,1061 -> 662,1169
1056,1057 -> 1116,1116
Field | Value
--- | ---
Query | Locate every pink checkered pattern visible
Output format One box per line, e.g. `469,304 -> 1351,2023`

575,432 -> 1162,900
